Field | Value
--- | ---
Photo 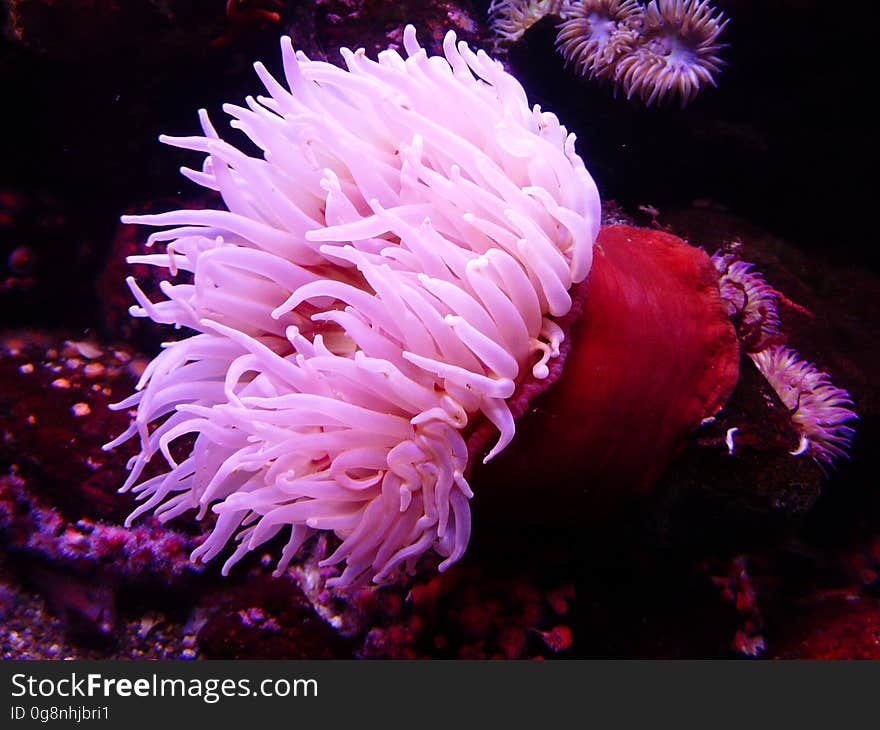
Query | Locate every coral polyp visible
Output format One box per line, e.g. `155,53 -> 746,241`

614,0 -> 728,106
556,0 -> 644,78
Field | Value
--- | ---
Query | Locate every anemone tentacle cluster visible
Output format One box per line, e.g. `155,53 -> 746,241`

613,0 -> 728,106
712,253 -> 780,352
556,0 -> 643,79
106,26 -> 601,588
528,0 -> 728,106
712,252 -> 857,467
489,0 -> 569,46
749,346 -> 857,466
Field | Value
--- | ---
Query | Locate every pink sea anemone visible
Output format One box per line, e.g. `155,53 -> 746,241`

556,0 -> 644,79
614,0 -> 728,106
474,224 -> 740,521
106,26 -> 601,588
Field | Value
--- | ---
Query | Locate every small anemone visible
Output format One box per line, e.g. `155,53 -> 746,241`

614,0 -> 728,106
556,0 -> 644,78
749,346 -> 857,467
711,252 -> 781,353
489,0 -> 569,46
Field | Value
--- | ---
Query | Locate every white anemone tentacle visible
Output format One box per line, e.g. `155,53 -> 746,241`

107,25 -> 601,587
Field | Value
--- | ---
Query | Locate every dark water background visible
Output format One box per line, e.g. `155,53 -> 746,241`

0,0 -> 873,332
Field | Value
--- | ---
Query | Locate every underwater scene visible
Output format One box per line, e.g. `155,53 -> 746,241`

0,0 -> 875,660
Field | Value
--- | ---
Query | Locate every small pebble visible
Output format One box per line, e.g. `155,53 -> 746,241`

71,402 -> 91,417
84,362 -> 105,377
